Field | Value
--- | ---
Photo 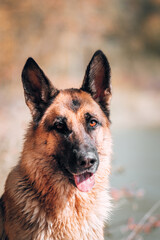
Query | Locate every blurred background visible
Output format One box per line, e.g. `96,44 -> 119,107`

0,0 -> 160,239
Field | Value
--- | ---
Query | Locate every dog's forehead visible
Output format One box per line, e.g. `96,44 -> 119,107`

52,89 -> 97,111
42,88 -> 106,123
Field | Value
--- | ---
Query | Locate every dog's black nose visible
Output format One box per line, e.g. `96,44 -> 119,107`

79,152 -> 97,169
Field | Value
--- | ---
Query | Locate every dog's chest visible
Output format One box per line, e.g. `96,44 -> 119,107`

33,191 -> 109,240
35,214 -> 103,240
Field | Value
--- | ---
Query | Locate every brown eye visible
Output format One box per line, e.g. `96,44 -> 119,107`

54,122 -> 67,133
56,122 -> 64,129
89,119 -> 98,128
54,119 -> 71,136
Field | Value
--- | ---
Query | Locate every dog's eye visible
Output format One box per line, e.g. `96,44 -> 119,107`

54,121 -> 71,135
55,122 -> 66,131
89,119 -> 98,128
55,122 -> 64,129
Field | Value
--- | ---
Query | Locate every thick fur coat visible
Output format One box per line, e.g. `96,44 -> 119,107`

0,50 -> 112,240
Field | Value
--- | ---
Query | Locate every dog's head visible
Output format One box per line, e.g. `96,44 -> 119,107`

21,50 -> 111,192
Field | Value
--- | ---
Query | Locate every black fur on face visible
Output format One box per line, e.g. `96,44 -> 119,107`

50,130 -> 99,179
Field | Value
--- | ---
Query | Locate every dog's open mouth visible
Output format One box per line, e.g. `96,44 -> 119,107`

73,172 -> 95,192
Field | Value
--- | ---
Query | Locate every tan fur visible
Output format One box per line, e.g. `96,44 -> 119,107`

1,52 -> 112,240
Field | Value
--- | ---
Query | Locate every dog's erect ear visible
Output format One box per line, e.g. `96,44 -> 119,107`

22,58 -> 58,122
81,50 -> 111,118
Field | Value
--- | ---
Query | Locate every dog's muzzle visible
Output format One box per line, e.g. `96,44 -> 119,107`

67,147 -> 99,192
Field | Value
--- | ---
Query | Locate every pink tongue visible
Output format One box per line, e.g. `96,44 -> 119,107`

74,172 -> 95,192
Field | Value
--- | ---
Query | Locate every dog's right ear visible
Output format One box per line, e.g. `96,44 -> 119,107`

22,58 -> 58,122
81,50 -> 111,119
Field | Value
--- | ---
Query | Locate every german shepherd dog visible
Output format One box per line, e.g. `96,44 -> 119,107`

0,50 -> 112,240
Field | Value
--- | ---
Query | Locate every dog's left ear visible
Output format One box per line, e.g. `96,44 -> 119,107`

81,50 -> 111,118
